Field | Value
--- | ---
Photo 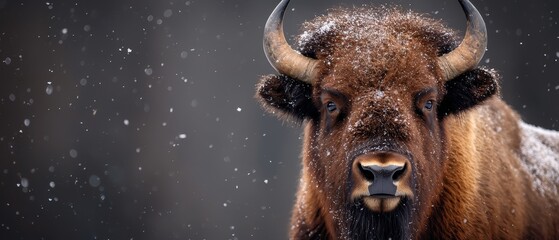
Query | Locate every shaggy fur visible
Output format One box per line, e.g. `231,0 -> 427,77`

256,6 -> 559,240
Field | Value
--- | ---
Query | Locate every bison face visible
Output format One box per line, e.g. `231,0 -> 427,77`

308,50 -> 498,215
259,54 -> 496,208
257,0 -> 498,237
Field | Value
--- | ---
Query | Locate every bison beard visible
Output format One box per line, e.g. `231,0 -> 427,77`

346,197 -> 413,240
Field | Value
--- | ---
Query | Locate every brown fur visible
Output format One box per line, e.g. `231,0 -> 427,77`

256,6 -> 559,240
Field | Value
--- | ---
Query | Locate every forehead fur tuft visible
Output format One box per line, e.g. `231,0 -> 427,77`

296,6 -> 458,61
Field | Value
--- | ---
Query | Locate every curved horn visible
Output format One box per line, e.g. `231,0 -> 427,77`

438,0 -> 487,81
263,0 -> 320,83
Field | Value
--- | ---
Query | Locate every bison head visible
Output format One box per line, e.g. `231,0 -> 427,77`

257,0 -> 499,238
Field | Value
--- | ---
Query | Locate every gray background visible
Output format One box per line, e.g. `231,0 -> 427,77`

0,0 -> 557,239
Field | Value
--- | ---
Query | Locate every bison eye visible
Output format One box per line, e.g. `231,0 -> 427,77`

424,100 -> 434,110
326,101 -> 337,112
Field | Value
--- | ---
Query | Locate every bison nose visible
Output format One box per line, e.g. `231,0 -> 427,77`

353,152 -> 410,197
358,164 -> 406,183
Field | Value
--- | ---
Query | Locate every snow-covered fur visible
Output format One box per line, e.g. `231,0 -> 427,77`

256,6 -> 559,240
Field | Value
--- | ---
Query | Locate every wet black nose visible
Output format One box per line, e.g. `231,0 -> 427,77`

359,165 -> 405,182
359,164 -> 405,196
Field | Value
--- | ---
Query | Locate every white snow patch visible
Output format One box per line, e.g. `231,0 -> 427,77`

319,21 -> 335,34
298,21 -> 336,46
519,122 -> 559,196
374,90 -> 385,100
298,31 -> 311,46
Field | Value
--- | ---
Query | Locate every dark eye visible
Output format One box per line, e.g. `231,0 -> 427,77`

326,101 -> 337,112
424,100 -> 434,111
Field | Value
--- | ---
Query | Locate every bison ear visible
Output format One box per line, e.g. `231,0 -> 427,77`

439,68 -> 500,117
256,74 -> 318,122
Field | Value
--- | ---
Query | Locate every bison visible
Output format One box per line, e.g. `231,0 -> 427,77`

256,0 -> 559,239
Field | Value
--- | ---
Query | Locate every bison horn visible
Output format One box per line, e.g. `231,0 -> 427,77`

263,0 -> 320,84
438,0 -> 487,81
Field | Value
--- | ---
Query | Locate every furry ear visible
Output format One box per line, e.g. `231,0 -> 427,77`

256,74 -> 318,122
439,68 -> 500,117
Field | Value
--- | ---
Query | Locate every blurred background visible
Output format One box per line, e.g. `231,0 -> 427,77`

0,0 -> 557,239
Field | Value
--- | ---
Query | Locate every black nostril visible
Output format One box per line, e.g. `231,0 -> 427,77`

392,164 -> 406,181
358,164 -> 375,182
